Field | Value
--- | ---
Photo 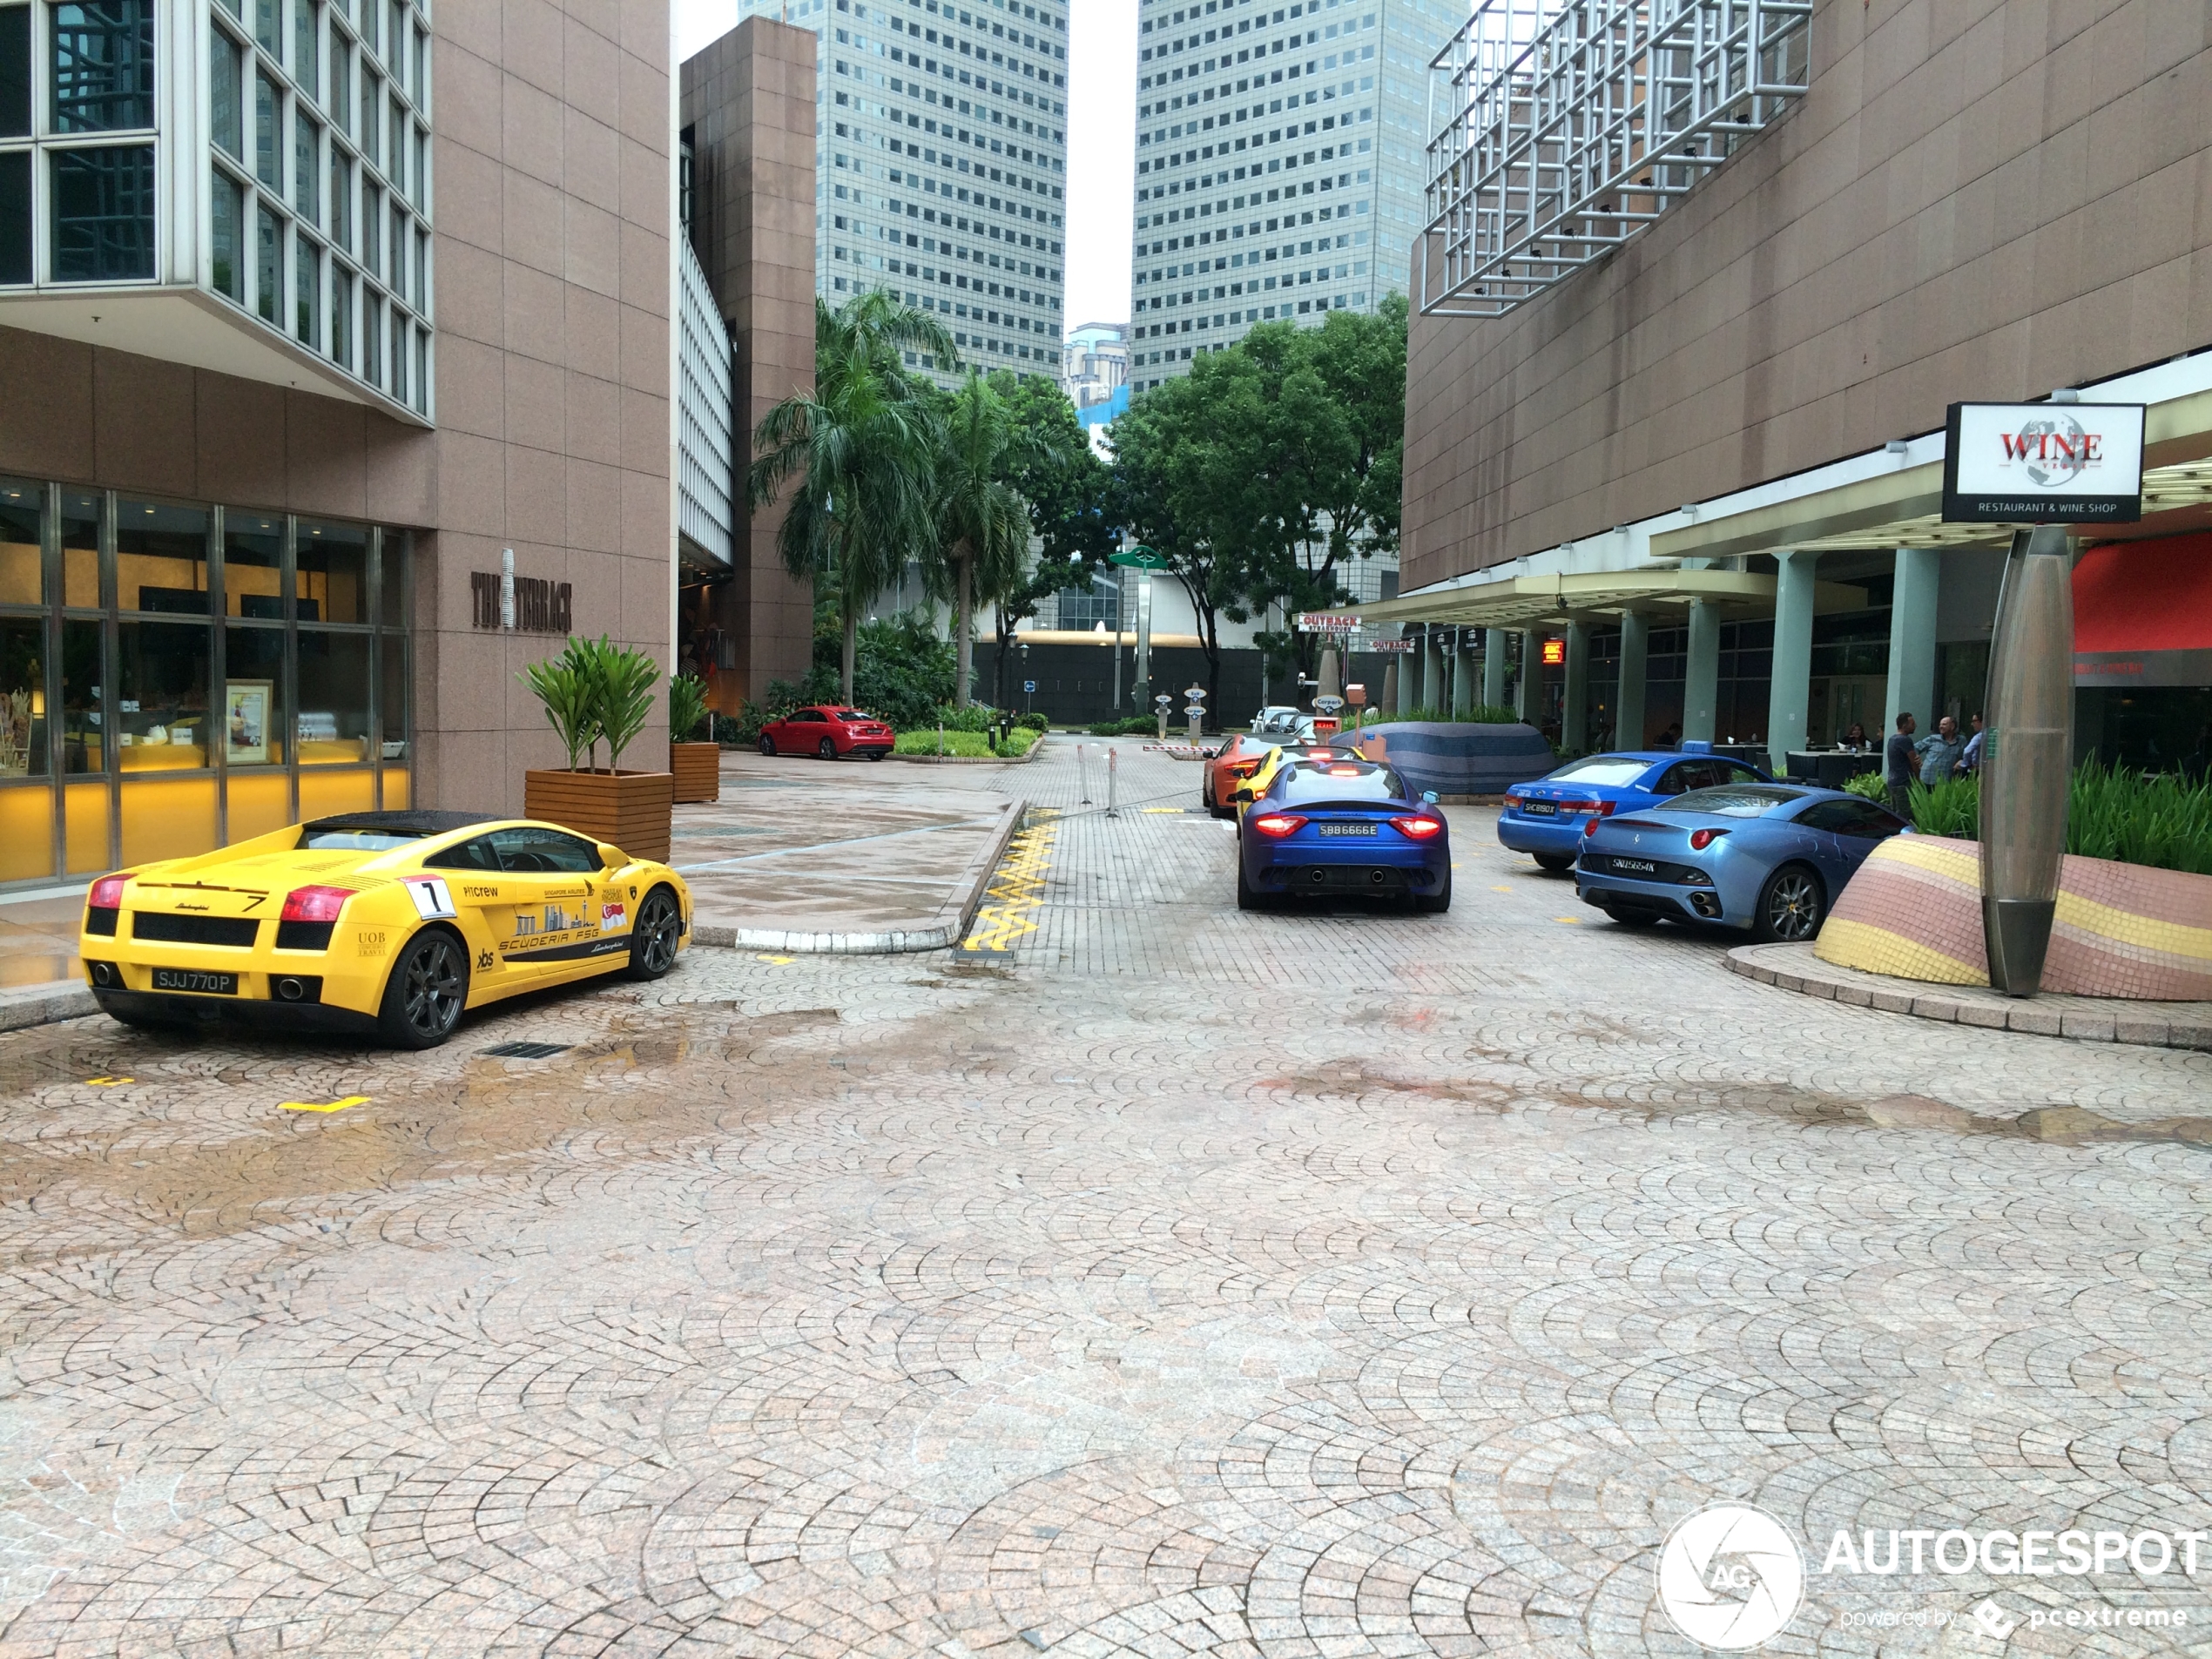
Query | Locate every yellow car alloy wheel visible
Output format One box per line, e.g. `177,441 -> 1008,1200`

381,928 -> 470,1048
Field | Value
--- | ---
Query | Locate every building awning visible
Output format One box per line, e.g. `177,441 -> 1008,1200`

1354,566 -> 1866,629
2072,532 -> 2212,687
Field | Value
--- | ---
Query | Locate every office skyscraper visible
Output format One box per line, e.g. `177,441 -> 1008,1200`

722,0 -> 1069,378
1126,0 -> 1458,391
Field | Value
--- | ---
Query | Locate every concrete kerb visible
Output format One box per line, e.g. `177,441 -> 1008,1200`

0,980 -> 98,1033
689,796 -> 1027,954
1726,942 -> 2212,1051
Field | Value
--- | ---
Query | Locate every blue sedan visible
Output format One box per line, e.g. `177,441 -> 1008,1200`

1238,755 -> 1451,913
1574,783 -> 1908,940
1498,749 -> 1772,870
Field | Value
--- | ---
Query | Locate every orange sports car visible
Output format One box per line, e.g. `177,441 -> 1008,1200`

1203,733 -> 1361,818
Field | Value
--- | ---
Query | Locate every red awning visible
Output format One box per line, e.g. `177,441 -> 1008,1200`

2074,534 -> 2212,652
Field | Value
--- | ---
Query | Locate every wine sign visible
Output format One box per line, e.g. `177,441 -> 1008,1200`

1942,401 -> 2145,524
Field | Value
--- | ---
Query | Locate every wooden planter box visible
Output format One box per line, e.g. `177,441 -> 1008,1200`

523,768 -> 675,862
670,742 -> 721,804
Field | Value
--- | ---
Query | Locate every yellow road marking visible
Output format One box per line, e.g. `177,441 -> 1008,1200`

282,1096 -> 370,1114
84,1076 -> 133,1086
1141,806 -> 1184,814
1554,916 -> 1582,924
1491,886 -> 1513,893
962,811 -> 1060,953
754,954 -> 795,964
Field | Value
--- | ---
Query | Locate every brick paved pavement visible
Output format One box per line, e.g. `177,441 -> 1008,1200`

3,738 -> 2211,1656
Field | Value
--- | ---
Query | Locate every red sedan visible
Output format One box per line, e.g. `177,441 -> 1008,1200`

759,706 -> 895,760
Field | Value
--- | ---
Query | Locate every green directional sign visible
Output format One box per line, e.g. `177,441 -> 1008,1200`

1109,544 -> 1170,570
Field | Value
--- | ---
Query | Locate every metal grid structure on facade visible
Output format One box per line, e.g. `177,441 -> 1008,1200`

1417,0 -> 1809,317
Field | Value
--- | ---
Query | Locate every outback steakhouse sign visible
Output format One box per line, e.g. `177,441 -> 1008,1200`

1942,401 -> 2146,524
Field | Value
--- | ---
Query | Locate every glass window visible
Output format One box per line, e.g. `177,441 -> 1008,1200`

58,613 -> 99,772
116,617 -> 212,768
490,825 -> 600,873
356,0 -> 372,54
422,833 -> 497,871
254,203 -> 280,322
329,262 -> 350,366
327,146 -> 347,249
253,0 -> 277,57
51,0 -> 153,132
221,621 -> 284,764
411,324 -> 425,411
222,507 -> 281,617
409,125 -> 422,210
387,94 -> 402,190
293,0 -> 316,95
384,0 -> 399,74
293,627 -> 368,762
210,26 -> 242,156
386,198 -> 401,293
378,631 -> 403,758
210,166 -> 244,300
58,489 -> 96,606
0,611 -> 44,777
387,306 -> 404,403
361,177 -> 378,272
117,500 -> 210,613
1,6 -> 30,137
0,150 -> 27,284
293,111 -> 317,221
409,24 -> 421,103
295,519 -> 366,621
293,234 -> 318,344
51,144 -> 155,280
254,70 -> 280,188
412,225 -> 424,310
377,528 -> 404,626
329,35 -> 347,132
0,476 -> 37,604
358,65 -> 377,166
361,287 -> 380,385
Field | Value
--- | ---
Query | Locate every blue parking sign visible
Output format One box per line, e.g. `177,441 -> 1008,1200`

1023,680 -> 1036,694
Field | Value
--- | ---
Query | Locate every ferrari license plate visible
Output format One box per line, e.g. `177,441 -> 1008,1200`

152,968 -> 238,995
1318,823 -> 1379,837
1608,857 -> 1658,875
1521,800 -> 1557,815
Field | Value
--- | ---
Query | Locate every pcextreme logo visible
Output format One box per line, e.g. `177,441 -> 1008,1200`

1657,1505 -> 1804,1649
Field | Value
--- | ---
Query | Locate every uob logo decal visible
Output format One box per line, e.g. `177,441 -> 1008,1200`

1656,1504 -> 1805,1649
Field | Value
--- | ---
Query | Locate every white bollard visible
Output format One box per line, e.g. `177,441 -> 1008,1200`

1107,745 -> 1119,818
1077,742 -> 1090,804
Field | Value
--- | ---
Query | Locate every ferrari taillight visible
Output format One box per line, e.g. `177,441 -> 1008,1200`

88,873 -> 127,910
1250,813 -> 1307,839
1391,816 -> 1445,840
281,885 -> 352,922
1689,827 -> 1730,852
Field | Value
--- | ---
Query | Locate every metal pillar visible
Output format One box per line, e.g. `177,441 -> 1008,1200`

1483,627 -> 1507,709
1421,628 -> 1444,712
1981,526 -> 2074,995
1766,550 -> 1818,775
1885,547 -> 1941,736
1379,659 -> 1399,717
1562,620 -> 1589,754
1683,599 -> 1722,744
1616,610 -> 1649,750
1447,631 -> 1470,716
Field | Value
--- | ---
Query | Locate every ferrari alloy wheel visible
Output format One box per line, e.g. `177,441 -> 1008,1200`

627,887 -> 683,980
379,928 -> 469,1049
1754,865 -> 1824,943
758,735 -> 777,756
818,738 -> 838,760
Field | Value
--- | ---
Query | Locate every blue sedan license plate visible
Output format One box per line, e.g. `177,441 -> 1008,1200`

1522,800 -> 1556,815
152,968 -> 238,995
1318,823 -> 1379,837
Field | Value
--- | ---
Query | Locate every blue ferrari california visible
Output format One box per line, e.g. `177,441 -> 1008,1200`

1574,783 -> 1907,940
1498,747 -> 1771,870
1237,755 -> 1451,912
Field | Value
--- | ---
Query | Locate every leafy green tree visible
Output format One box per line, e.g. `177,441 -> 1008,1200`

985,371 -> 1115,706
928,372 -> 1033,708
747,293 -> 955,703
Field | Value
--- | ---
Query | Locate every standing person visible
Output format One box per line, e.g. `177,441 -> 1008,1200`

1919,713 -> 1968,786
1960,711 -> 1986,773
1884,712 -> 1919,819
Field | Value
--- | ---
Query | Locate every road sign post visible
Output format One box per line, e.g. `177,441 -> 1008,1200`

1184,683 -> 1207,747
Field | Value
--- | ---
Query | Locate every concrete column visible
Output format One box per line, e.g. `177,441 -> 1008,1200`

1562,620 -> 1589,753
1452,631 -> 1475,716
1421,629 -> 1444,712
1484,627 -> 1508,709
1514,629 -> 1540,723
1616,610 -> 1649,750
1885,546 -> 1941,736
1766,549 -> 1818,775
1379,659 -> 1398,717
1683,599 -> 1722,744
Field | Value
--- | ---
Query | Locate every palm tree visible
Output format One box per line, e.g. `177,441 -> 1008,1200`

748,292 -> 957,702
930,372 -> 1033,709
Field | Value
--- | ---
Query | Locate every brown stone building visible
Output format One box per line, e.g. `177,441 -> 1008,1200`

0,0 -> 679,888
1374,0 -> 2212,772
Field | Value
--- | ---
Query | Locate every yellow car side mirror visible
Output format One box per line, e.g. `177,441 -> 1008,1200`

597,842 -> 627,869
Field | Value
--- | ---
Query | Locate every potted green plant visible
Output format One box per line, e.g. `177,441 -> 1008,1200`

668,672 -> 719,804
521,636 -> 677,861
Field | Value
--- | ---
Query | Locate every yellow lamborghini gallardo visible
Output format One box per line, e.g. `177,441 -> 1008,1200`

78,811 -> 692,1048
